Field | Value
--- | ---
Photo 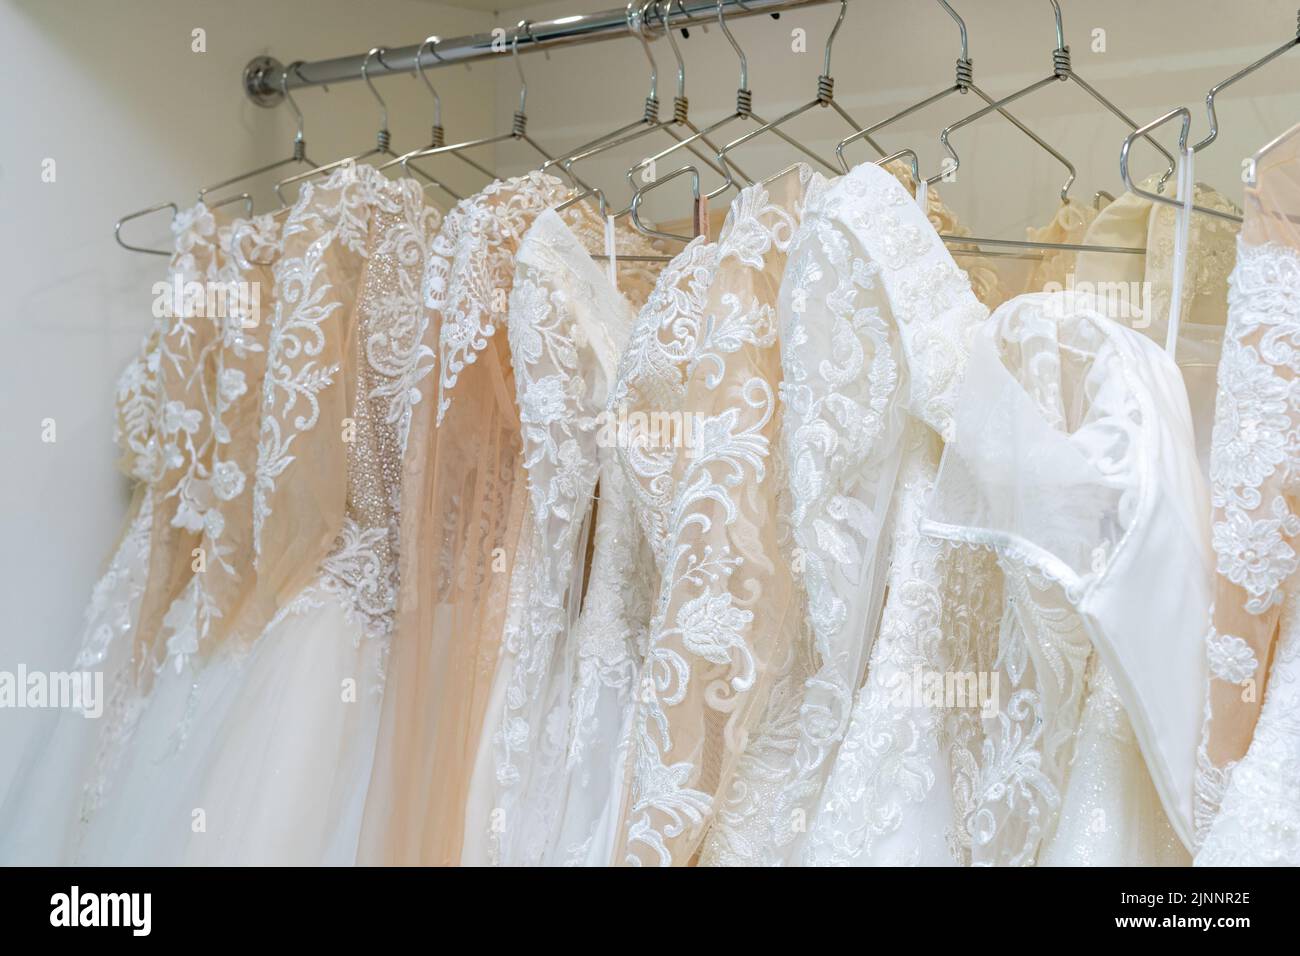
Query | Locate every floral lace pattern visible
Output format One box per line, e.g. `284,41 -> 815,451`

1197,238 -> 1300,859
427,172 -> 573,425
615,166 -> 813,866
486,209 -> 635,865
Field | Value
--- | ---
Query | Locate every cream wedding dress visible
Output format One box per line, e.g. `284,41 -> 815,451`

71,166 -> 439,865
1196,129 -> 1300,866
923,291 -> 1210,866
0,203 -> 225,863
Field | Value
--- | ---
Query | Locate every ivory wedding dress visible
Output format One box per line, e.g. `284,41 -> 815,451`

600,164 -> 817,866
923,291 -> 1211,866
460,204 -> 664,866
1197,129 -> 1300,866
772,161 -> 996,867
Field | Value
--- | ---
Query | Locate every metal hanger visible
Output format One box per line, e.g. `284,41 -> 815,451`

876,0 -> 1151,257
275,48 -> 453,205
542,2 -> 739,193
838,1 -> 1072,188
114,201 -> 179,256
198,62 -> 320,209
1119,108 -> 1242,223
1115,8 -> 1300,224
627,0 -> 837,240
1193,10 -> 1300,156
390,22 -> 574,187
915,0 -> 1176,204
622,0 -> 836,210
703,0 -> 869,199
378,36 -> 498,193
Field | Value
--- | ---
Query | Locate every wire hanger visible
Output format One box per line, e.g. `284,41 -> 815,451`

542,2 -> 739,193
198,62 -> 320,211
627,0 -> 838,241
275,48 -> 454,205
378,36 -> 498,193
838,0 -> 1073,190
918,0 -> 1176,204
1194,10 -> 1300,156
1119,8 -> 1300,222
390,22 -> 576,188
703,0 -> 870,199
621,0 -> 836,215
114,201 -> 179,256
1119,108 -> 1242,224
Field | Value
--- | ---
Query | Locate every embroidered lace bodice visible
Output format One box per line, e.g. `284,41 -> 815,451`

1197,130 -> 1300,864
604,165 -> 815,866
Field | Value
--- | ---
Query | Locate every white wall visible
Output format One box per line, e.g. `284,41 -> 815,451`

0,0 -> 496,798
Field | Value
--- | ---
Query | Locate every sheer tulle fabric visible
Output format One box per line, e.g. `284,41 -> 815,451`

0,205 -> 237,861
462,205 -> 666,866
359,173 -> 572,865
757,162 -> 992,867
1197,127 -> 1300,864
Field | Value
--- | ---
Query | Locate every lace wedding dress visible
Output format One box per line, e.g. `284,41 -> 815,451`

1196,127 -> 1300,866
70,166 -> 439,864
359,172 -> 584,866
460,204 -> 665,866
596,164 -> 816,866
923,291 -> 1210,866
0,203 -> 225,863
749,161 -> 997,868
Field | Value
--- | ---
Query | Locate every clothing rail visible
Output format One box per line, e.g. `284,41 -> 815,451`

243,0 -> 836,106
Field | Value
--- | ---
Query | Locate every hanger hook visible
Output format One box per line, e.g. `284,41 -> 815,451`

1049,0 -> 1066,50
361,48 -> 390,135
627,2 -> 658,103
822,0 -> 848,78
716,0 -> 747,92
654,0 -> 689,100
935,0 -> 970,63
416,37 -> 444,130
512,21 -> 533,116
280,62 -> 308,145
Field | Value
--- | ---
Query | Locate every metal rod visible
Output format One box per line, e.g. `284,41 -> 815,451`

244,0 -> 834,104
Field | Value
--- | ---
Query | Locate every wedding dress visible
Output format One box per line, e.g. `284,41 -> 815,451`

922,291 -> 1211,865
358,172 -> 577,865
740,161 -> 996,867
0,203 -> 224,863
1197,128 -> 1300,866
460,203 -> 665,866
73,165 -> 438,864
597,164 -> 815,866
996,175 -> 1240,866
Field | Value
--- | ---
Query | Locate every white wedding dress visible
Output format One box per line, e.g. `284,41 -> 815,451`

461,205 -> 662,866
923,291 -> 1210,865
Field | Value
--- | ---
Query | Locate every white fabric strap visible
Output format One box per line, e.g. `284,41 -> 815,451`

604,214 -> 618,293
915,176 -> 929,211
1166,145 -> 1195,356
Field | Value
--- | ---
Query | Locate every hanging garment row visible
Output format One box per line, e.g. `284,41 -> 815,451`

4,0 -> 1298,866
